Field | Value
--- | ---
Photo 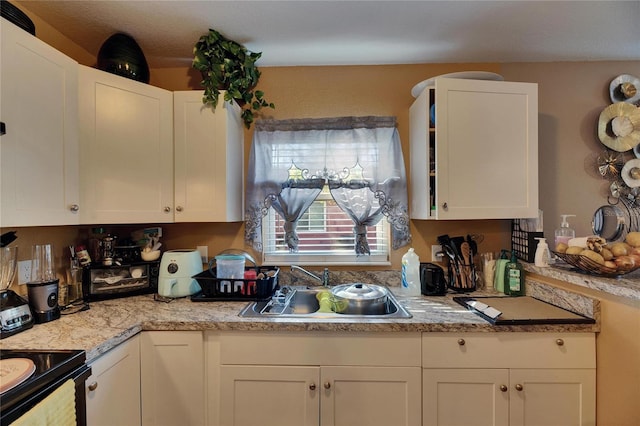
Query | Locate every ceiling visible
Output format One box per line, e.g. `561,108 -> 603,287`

15,0 -> 640,68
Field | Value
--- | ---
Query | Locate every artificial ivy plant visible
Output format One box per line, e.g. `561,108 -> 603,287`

192,28 -> 274,128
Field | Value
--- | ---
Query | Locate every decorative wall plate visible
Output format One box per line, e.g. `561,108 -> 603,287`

597,102 -> 640,152
621,159 -> 640,188
610,74 -> 640,105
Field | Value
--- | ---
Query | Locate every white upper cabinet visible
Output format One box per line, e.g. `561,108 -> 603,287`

410,77 -> 538,220
78,65 -> 174,224
1,19 -> 80,226
173,91 -> 244,222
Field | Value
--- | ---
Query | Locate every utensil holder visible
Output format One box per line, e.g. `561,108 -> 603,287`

447,261 -> 477,293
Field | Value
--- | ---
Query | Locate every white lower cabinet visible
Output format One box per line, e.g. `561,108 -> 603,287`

140,331 -> 204,425
217,331 -> 422,426
86,335 -> 141,426
219,365 -> 319,426
422,332 -> 596,426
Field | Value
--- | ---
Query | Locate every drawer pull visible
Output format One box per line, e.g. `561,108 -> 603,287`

309,383 -> 316,390
500,385 -> 508,392
555,338 -> 565,346
176,206 -> 183,212
457,338 -> 466,346
88,381 -> 98,391
442,202 -> 448,210
515,384 -> 524,391
69,204 -> 79,212
164,206 -> 171,213
324,382 -> 331,390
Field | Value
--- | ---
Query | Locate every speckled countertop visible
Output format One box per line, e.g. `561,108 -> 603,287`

524,262 -> 640,302
1,270 -> 598,362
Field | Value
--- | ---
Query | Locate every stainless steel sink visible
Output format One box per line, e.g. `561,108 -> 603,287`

238,286 -> 412,319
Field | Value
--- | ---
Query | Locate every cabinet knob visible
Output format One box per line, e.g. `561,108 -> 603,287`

324,382 -> 331,390
515,384 -> 524,391
555,338 -> 564,346
309,383 -> 316,390
88,381 -> 98,391
457,338 -> 466,346
500,385 -> 508,392
442,202 -> 448,210
70,204 -> 79,212
176,206 -> 183,212
164,206 -> 171,213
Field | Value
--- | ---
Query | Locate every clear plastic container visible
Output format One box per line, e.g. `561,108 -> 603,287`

215,254 -> 245,292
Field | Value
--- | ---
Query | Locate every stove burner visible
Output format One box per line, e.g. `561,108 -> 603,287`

0,358 -> 36,394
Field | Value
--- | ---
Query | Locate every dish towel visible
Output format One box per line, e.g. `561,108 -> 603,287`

11,379 -> 76,426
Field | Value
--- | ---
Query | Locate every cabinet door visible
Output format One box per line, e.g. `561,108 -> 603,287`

422,368 -> 509,426
0,19 -> 80,226
174,91 -> 244,222
509,369 -> 595,426
86,335 -> 141,426
219,365 -> 319,426
434,78 -> 538,219
78,65 -> 173,224
322,366 -> 422,426
140,331 -> 204,426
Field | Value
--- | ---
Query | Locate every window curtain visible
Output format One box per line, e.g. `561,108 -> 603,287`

245,116 -> 410,255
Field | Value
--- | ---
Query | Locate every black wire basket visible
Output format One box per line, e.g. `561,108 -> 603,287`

191,266 -> 279,301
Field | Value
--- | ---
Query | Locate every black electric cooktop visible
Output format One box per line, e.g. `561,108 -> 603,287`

0,349 -> 87,423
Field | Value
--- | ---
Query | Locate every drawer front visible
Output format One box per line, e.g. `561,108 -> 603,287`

220,331 -> 421,366
422,332 -> 595,369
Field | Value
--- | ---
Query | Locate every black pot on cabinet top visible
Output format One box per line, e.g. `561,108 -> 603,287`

97,32 -> 150,83
1,1 -> 36,35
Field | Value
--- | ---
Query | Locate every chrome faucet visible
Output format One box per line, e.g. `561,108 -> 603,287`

290,265 -> 330,287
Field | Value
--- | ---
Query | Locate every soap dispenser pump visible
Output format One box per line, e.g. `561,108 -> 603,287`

534,237 -> 551,267
555,214 -> 576,248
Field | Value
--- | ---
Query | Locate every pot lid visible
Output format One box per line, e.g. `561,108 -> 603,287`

332,283 -> 388,300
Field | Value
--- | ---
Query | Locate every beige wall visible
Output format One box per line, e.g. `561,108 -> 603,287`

500,61 -> 640,240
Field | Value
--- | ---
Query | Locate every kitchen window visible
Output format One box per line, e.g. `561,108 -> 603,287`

245,116 -> 409,265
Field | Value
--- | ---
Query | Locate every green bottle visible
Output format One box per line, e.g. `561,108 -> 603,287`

493,250 -> 510,293
504,252 -> 525,296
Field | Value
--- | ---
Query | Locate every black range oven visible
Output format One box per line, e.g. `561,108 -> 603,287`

0,349 -> 91,426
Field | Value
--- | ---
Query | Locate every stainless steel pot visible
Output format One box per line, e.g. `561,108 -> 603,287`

330,283 -> 388,315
